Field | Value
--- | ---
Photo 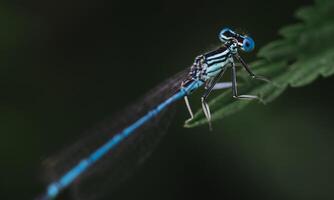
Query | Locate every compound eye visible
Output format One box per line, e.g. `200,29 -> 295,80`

219,27 -> 235,42
242,36 -> 255,52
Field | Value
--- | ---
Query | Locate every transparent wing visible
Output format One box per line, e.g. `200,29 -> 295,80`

41,68 -> 190,200
212,82 -> 233,90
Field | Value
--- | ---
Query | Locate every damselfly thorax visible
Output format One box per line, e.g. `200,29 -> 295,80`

181,44 -> 235,90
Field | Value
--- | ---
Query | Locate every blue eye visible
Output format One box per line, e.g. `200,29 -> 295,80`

242,36 -> 255,52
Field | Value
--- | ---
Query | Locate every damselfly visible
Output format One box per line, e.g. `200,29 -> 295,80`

38,28 -> 269,200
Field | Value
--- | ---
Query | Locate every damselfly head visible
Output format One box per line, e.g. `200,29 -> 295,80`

219,27 -> 255,52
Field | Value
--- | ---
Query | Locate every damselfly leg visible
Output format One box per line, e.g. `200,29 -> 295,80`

234,54 -> 271,83
200,67 -> 228,130
231,62 -> 263,102
184,95 -> 194,123
183,81 -> 232,126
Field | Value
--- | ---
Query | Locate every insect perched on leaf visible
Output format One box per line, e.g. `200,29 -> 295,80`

181,28 -> 270,130
37,27 -> 269,200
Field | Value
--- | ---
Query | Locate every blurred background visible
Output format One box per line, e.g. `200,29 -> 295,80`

1,0 -> 334,199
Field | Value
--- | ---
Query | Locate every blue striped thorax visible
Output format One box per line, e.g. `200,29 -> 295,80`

186,28 -> 255,83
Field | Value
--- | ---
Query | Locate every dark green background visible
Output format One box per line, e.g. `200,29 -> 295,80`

1,0 -> 334,199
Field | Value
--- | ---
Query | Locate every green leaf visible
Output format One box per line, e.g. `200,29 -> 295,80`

185,0 -> 334,128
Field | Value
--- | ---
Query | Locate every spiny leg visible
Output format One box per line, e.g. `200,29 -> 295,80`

201,67 -> 228,130
231,63 -> 263,102
202,81 -> 233,130
201,96 -> 212,131
184,95 -> 194,123
234,54 -> 271,83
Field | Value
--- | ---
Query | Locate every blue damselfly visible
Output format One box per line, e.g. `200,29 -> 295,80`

38,28 -> 268,200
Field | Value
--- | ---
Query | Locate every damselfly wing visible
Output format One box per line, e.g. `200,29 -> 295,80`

42,69 -> 190,200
